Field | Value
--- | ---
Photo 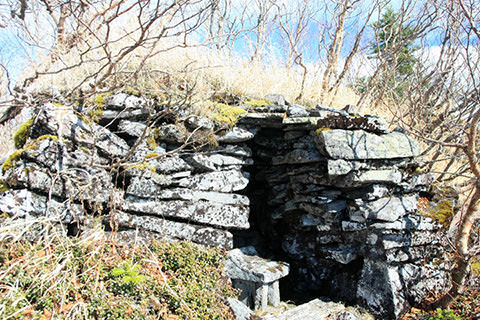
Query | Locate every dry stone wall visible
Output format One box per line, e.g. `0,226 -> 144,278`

0,94 -> 449,319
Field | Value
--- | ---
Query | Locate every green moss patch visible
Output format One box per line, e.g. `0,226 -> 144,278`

244,99 -> 272,108
213,103 -> 247,127
13,119 -> 34,149
419,200 -> 455,228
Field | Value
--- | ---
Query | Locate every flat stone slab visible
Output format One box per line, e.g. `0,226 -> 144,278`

316,114 -> 390,134
263,299 -> 366,320
316,129 -> 420,160
217,127 -> 254,143
122,196 -> 250,229
349,195 -> 418,222
112,211 -> 233,249
225,247 -> 289,283
177,169 -> 249,192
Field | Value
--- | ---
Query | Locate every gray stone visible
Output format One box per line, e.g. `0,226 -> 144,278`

122,196 -> 249,229
155,124 -> 186,144
316,114 -> 390,134
287,104 -> 309,117
217,127 -> 254,143
238,113 -> 285,127
327,159 -> 355,177
225,297 -> 257,320
265,93 -> 287,105
4,162 -> 113,203
184,115 -> 213,131
334,169 -> 403,188
356,260 -> 410,319
186,153 -> 246,171
0,189 -> 85,223
349,195 -> 418,222
106,93 -> 147,110
177,170 -> 249,192
35,104 -> 130,159
272,148 -> 323,165
263,299 -> 355,320
316,129 -> 420,160
112,211 -> 233,248
225,247 -> 290,283
117,120 -> 147,137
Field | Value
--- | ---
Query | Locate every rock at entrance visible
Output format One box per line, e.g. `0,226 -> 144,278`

225,246 -> 289,311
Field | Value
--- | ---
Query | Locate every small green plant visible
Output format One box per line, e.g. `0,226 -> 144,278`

111,260 -> 147,285
13,119 -> 34,149
428,308 -> 461,320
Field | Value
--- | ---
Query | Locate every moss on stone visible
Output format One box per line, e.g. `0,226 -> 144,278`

2,149 -> 24,172
472,260 -> 480,276
419,200 -> 455,228
244,99 -> 272,108
13,119 -> 34,149
0,182 -> 9,192
52,102 -> 63,108
213,103 -> 247,127
125,162 -> 156,173
146,135 -> 158,151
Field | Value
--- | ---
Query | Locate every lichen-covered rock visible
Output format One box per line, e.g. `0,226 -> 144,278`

0,189 -> 85,223
122,196 -> 250,229
112,211 -> 233,248
316,129 -> 420,160
217,127 -> 254,143
35,104 -> 130,158
117,120 -> 147,137
155,124 -> 186,144
356,260 -> 409,319
316,114 -> 390,134
349,196 -> 418,222
186,153 -> 248,171
177,169 -> 249,192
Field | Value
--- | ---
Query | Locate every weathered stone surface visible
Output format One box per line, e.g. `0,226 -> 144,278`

316,114 -> 390,134
35,104 -> 130,158
4,162 -> 113,203
186,153 -> 247,171
177,170 -> 249,192
126,179 -> 249,204
263,299 -> 365,320
184,115 -> 213,131
122,196 -> 249,229
333,169 -> 403,188
217,127 -> 254,143
225,246 -> 290,283
287,104 -> 309,117
155,124 -> 186,144
316,129 -> 420,160
265,93 -> 287,106
106,93 -> 147,110
349,195 -> 417,222
272,148 -> 323,165
225,297 -> 258,320
400,263 -> 450,305
238,113 -> 285,127
357,260 -> 409,319
112,211 -> 233,248
0,189 -> 85,223
117,120 -> 147,137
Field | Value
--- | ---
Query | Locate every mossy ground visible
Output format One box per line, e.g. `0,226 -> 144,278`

0,231 -> 236,320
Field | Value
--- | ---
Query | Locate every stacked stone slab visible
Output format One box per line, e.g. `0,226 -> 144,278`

0,94 -> 450,319
237,104 -> 449,319
0,94 -> 252,249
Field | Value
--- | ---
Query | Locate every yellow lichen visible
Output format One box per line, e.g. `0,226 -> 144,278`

125,162 -> 156,173
145,153 -> 159,159
315,127 -> 332,134
146,135 -> 158,151
52,102 -> 63,107
419,200 -> 455,228
213,103 -> 247,127
472,259 -> 480,276
2,149 -> 24,172
0,182 -> 9,192
13,119 -> 34,149
244,99 -> 272,108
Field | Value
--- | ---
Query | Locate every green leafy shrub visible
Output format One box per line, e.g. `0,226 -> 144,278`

428,308 -> 461,320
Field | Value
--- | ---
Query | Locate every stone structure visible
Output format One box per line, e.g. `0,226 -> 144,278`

0,93 -> 450,319
225,246 -> 290,311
